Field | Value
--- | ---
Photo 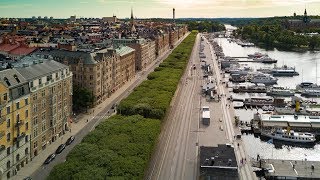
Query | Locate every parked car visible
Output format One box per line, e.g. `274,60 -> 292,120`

66,136 -> 75,145
44,154 -> 56,164
55,144 -> 66,154
23,177 -> 32,180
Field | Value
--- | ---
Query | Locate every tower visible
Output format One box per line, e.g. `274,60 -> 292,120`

303,8 -> 308,23
173,8 -> 175,23
130,7 -> 136,32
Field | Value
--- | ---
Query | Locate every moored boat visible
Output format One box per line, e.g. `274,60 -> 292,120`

266,86 -> 295,97
261,128 -> 316,143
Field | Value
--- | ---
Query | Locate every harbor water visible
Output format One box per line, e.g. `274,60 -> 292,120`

216,26 -> 320,161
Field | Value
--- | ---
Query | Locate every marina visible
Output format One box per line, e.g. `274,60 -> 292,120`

211,25 -> 320,165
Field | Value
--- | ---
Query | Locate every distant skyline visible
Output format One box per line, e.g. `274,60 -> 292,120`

1,0 -> 320,19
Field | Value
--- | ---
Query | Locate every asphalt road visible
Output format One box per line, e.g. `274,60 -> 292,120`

30,34 -> 189,180
146,34 -> 201,180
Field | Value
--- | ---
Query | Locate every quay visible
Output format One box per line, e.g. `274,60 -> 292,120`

252,158 -> 320,179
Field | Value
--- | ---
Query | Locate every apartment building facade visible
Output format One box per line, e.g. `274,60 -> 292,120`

0,69 -> 31,180
16,60 -> 72,158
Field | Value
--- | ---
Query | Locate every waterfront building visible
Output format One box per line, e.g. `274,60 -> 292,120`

283,9 -> 320,30
15,60 -> 73,159
0,69 -> 31,179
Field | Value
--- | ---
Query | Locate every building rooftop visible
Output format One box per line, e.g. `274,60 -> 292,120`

200,144 -> 239,180
115,45 -> 135,56
0,68 -> 27,88
260,114 -> 320,127
15,60 -> 68,80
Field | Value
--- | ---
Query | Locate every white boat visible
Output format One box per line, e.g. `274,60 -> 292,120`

250,73 -> 278,85
266,86 -> 295,97
301,89 -> 320,97
229,66 -> 252,75
262,128 -> 316,143
271,65 -> 299,77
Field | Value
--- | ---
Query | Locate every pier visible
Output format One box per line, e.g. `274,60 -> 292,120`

252,159 -> 320,179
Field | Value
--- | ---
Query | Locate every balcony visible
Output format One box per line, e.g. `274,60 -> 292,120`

14,132 -> 26,142
15,120 -> 24,127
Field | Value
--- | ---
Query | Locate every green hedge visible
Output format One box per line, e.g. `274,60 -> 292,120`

48,32 -> 197,180
117,32 -> 197,119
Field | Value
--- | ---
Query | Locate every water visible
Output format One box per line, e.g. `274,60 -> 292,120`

217,26 -> 320,161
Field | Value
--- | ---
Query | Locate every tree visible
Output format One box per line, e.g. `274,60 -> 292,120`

72,86 -> 95,112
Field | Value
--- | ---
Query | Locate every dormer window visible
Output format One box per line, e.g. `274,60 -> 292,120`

13,75 -> 20,83
4,77 -> 10,86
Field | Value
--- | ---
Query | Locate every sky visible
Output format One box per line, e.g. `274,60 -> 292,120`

1,0 -> 320,18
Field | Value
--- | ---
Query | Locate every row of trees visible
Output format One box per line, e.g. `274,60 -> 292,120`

236,24 -> 320,50
48,31 -> 197,179
186,21 -> 225,32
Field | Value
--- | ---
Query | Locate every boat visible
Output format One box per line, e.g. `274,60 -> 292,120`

229,66 -> 252,75
301,89 -> 320,97
262,105 -> 269,111
296,82 -> 320,91
261,127 -> 316,143
250,73 -> 278,85
248,52 -> 265,58
229,74 -> 246,83
253,55 -> 277,64
233,82 -> 267,93
256,65 -> 299,77
268,105 -> 275,111
244,97 -> 274,107
266,86 -> 295,97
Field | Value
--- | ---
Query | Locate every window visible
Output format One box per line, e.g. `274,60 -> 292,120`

90,75 -> 93,80
6,106 -> 10,114
41,100 -> 46,109
33,93 -> 37,101
38,78 -> 42,85
25,98 -> 28,105
42,135 -> 46,142
33,128 -> 38,138
55,73 -> 58,78
3,93 -> 7,101
18,87 -> 25,96
13,74 -> 20,83
25,148 -> 28,155
41,90 -> 45,97
6,147 -> 10,155
16,154 -> 20,161
30,81 -> 33,88
25,110 -> 28,118
6,133 -> 10,142
42,122 -> 46,132
16,114 -> 20,122
33,141 -> 37,149
25,122 -> 28,130
6,118 -> 10,128
6,161 -> 10,169
46,75 -> 52,81
4,77 -> 11,86
41,111 -> 46,121
33,116 -> 38,126
16,102 -> 20,109
33,104 -> 37,113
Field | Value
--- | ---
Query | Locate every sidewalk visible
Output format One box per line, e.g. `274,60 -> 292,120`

14,33 -> 189,180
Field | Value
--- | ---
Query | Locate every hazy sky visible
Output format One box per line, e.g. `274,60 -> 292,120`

1,0 -> 320,18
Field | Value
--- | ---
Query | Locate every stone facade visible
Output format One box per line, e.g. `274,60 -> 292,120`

16,61 -> 72,159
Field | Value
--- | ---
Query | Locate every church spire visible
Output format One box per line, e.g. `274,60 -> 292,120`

131,7 -> 134,20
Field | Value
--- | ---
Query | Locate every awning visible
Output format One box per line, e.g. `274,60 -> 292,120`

311,123 -> 320,128
261,121 -> 288,127
288,122 -> 312,127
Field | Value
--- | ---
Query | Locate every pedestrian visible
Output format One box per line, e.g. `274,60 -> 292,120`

245,158 -> 247,163
86,119 -> 88,123
237,143 -> 240,148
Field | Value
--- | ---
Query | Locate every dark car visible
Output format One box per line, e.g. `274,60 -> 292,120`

44,153 -> 56,164
55,144 -> 66,154
66,136 -> 75,145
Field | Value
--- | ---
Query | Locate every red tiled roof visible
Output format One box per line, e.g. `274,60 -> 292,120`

9,46 -> 37,55
0,43 -> 20,52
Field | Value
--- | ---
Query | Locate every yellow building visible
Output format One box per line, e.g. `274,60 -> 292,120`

0,69 -> 31,179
